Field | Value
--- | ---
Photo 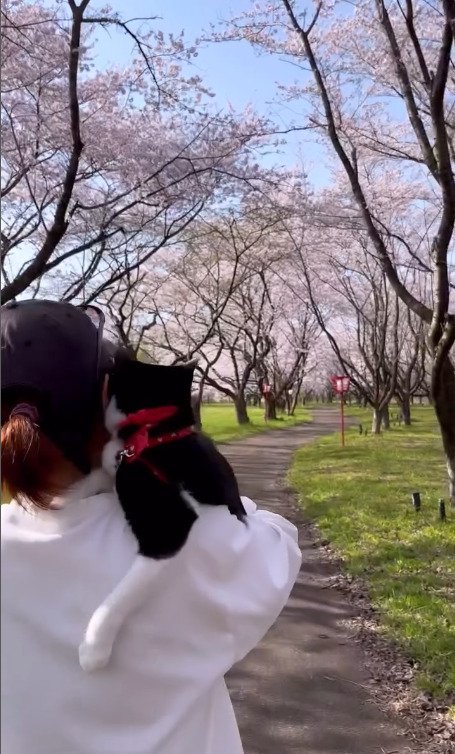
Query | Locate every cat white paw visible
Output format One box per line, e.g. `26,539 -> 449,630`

79,638 -> 113,673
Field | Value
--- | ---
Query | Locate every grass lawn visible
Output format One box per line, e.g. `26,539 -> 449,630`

202,403 -> 311,444
289,406 -> 455,701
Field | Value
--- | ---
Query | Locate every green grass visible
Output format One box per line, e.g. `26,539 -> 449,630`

289,406 -> 455,700
202,403 -> 311,443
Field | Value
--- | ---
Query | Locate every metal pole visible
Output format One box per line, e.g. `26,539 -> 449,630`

411,492 -> 421,511
439,499 -> 446,521
341,392 -> 345,447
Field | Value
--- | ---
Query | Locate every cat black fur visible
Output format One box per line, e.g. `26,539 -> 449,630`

108,359 -> 246,560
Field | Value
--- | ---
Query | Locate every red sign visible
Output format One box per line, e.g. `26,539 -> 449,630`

329,375 -> 350,447
330,375 -> 350,394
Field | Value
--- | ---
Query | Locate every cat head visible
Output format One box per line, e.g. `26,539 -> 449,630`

107,358 -> 195,426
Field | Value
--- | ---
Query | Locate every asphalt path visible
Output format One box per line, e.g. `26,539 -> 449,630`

221,409 -> 417,754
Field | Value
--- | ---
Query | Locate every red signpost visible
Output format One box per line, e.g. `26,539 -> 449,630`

330,375 -> 351,447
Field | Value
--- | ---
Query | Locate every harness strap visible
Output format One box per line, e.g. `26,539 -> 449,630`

117,405 -> 193,483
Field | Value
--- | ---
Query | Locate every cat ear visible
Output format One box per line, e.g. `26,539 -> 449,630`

100,340 -> 136,371
181,358 -> 198,369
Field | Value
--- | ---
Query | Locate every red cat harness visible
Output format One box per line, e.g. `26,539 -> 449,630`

117,406 -> 193,483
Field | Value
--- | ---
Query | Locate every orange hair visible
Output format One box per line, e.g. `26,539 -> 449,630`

1,413 -> 61,509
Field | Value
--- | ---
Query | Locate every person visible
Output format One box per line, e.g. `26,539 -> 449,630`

1,299 -> 302,754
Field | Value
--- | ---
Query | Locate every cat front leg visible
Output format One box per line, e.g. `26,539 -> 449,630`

79,554 -> 166,672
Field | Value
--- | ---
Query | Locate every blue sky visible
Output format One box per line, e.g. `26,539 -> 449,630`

91,0 -> 331,185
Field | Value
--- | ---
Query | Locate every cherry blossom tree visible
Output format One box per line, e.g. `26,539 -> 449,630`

222,0 -> 455,498
101,267 -> 159,357
1,0 -> 270,303
152,210 -> 287,423
394,310 -> 428,424
253,298 -> 317,419
112,189 -> 320,425
263,185 -> 430,430
294,231 -> 403,432
98,202 -> 281,423
203,274 -> 275,423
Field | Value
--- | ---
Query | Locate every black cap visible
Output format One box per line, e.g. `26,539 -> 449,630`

1,299 -> 110,472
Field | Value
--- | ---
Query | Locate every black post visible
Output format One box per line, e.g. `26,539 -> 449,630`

439,499 -> 446,521
411,492 -> 421,511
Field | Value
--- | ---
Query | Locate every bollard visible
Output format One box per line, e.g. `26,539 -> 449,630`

439,499 -> 446,521
411,492 -> 421,511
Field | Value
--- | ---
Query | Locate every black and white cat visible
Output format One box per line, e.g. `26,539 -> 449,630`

79,357 -> 246,672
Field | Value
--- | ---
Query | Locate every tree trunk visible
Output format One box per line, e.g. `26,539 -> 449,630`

290,392 -> 300,415
264,394 -> 278,421
372,408 -> 382,434
284,392 -> 292,414
381,405 -> 390,430
234,394 -> 250,425
191,392 -> 202,431
432,358 -> 455,505
397,394 -> 412,425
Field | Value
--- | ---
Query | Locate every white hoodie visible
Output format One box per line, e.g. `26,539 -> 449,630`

1,472 -> 301,754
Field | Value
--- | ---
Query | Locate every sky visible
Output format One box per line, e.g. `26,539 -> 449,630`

90,0 -> 331,186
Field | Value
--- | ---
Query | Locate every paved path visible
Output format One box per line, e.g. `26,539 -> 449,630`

221,409 -> 416,754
